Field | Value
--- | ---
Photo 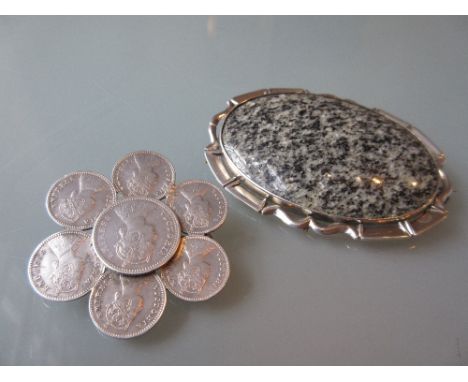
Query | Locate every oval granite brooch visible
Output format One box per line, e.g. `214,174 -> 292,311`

204,88 -> 451,239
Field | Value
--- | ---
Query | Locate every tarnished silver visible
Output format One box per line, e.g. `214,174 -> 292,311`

160,236 -> 230,302
89,271 -> 167,339
92,197 -> 181,275
46,171 -> 116,230
112,151 -> 176,200
204,88 -> 452,240
168,180 -> 228,235
28,231 -> 104,301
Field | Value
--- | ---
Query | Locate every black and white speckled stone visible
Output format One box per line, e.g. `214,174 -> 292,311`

221,93 -> 440,221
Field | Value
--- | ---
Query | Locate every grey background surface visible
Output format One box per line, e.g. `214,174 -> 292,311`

0,16 -> 467,365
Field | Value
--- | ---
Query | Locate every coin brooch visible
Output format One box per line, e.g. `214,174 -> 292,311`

205,88 -> 451,239
28,151 -> 231,339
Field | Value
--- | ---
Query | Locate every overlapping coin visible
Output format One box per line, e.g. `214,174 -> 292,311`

92,197 -> 181,275
28,231 -> 104,301
46,171 -> 116,230
89,272 -> 166,339
160,236 -> 230,302
168,180 -> 228,235
112,151 -> 175,199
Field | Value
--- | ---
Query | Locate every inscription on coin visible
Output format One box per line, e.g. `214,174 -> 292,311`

170,180 -> 228,234
46,171 -> 116,230
160,236 -> 230,302
89,272 -> 167,338
112,151 -> 175,199
92,197 -> 181,275
28,231 -> 104,301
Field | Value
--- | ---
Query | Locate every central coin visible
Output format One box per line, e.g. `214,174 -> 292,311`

92,197 -> 181,275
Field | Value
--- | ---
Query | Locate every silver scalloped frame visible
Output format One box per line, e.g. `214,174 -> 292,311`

204,88 -> 452,240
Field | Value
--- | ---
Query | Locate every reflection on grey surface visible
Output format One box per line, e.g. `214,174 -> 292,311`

0,16 -> 467,365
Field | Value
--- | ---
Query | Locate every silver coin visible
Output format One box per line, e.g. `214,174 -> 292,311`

169,180 -> 228,234
46,171 -> 117,230
89,271 -> 167,339
112,151 -> 176,199
160,236 -> 230,302
28,231 -> 105,301
92,197 -> 181,275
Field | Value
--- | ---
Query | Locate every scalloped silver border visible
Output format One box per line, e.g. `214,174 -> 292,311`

204,88 -> 452,240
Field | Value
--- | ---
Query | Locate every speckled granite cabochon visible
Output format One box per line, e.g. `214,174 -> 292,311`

221,93 -> 440,221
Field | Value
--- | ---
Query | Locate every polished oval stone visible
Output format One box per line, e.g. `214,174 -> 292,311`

221,93 -> 440,221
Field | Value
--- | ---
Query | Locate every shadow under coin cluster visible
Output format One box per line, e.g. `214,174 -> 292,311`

28,150 -> 230,339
